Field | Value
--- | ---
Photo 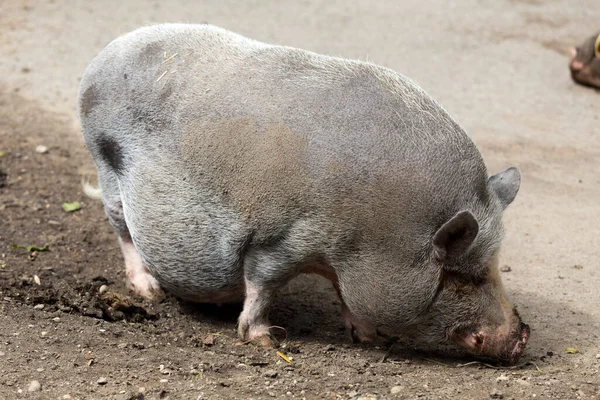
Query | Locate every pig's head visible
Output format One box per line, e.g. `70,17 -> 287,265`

569,32 -> 600,89
338,167 -> 529,365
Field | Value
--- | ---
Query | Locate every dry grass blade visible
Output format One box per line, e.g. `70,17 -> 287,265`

156,70 -> 168,82
162,52 -> 178,63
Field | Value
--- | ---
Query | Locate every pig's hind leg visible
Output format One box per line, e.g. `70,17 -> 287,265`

97,168 -> 164,300
237,248 -> 300,347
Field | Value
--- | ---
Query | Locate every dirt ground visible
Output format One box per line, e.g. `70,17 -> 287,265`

1,0 -> 599,399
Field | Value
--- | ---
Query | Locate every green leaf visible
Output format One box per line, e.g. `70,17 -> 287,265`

565,347 -> 580,354
26,245 -> 49,252
11,244 -> 49,252
62,201 -> 82,212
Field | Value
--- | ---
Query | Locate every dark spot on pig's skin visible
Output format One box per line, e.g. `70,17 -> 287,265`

132,106 -> 171,134
97,136 -> 124,174
80,84 -> 99,116
139,42 -> 163,65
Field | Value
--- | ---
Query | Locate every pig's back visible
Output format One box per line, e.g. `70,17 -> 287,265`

79,24 -> 492,259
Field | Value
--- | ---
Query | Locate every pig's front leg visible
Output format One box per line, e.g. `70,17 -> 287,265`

341,302 -> 377,343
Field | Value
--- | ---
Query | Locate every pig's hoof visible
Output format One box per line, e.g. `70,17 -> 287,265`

342,305 -> 376,343
250,333 -> 278,348
238,322 -> 279,347
126,271 -> 164,301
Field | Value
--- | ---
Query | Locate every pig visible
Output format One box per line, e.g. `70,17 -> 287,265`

569,31 -> 600,89
78,24 -> 529,364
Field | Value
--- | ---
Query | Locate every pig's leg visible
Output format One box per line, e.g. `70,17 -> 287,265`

237,279 -> 278,346
331,281 -> 377,343
98,170 -> 164,300
118,235 -> 163,300
237,250 -> 295,347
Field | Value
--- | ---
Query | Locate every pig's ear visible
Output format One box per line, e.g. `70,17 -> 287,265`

433,211 -> 479,260
489,167 -> 521,209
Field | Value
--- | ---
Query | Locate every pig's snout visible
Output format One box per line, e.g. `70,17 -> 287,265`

509,321 -> 530,363
455,316 -> 530,365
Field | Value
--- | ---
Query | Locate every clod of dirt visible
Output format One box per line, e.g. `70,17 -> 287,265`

35,145 -> 48,154
500,265 -> 512,272
324,344 -> 336,352
97,377 -> 108,385
203,334 -> 215,346
101,292 -> 157,322
263,369 -> 278,378
489,389 -> 504,399
0,168 -> 7,188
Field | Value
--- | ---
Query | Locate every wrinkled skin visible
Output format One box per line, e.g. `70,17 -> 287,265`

345,252 -> 530,365
79,24 -> 530,366
336,200 -> 530,365
569,31 -> 600,89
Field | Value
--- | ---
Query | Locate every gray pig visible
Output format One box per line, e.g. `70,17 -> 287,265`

78,24 -> 529,364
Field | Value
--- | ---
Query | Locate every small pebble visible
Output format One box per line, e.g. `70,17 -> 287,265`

390,385 -> 405,394
500,265 -> 512,272
324,344 -> 335,352
28,380 -> 42,392
595,354 -> 600,359
357,395 -> 377,400
34,304 -> 45,310
52,317 -> 60,322
63,395 -> 72,399
98,285 -> 108,294
496,374 -> 509,382
97,377 -> 108,385
35,145 -> 48,154
263,369 -> 278,379
160,379 -> 168,383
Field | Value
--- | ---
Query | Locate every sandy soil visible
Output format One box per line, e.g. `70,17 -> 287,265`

0,0 -> 599,399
